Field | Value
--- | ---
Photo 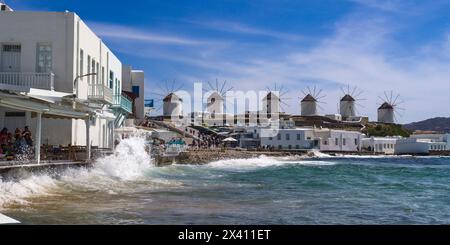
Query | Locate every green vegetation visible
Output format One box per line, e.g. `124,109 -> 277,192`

364,123 -> 411,137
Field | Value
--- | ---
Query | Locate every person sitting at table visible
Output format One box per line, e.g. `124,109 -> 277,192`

0,128 -> 8,145
14,128 -> 22,140
14,134 -> 28,155
23,126 -> 33,147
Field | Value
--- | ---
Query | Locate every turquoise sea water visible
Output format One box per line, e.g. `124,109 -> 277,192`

1,138 -> 450,224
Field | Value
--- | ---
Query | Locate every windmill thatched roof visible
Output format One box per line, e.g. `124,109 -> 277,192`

340,94 -> 355,102
263,92 -> 280,101
208,91 -> 223,100
378,102 -> 394,110
301,94 -> 317,102
163,93 -> 182,102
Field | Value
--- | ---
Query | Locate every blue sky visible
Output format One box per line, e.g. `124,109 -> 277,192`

7,0 -> 450,123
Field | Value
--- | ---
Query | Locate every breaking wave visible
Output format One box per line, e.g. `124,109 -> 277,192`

206,155 -> 336,170
0,136 -> 154,209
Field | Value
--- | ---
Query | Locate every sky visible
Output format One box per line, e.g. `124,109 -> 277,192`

6,0 -> 450,123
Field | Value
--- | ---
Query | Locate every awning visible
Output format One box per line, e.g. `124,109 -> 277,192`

0,90 -> 89,119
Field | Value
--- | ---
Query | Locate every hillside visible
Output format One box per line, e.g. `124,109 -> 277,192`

403,117 -> 450,133
364,123 -> 411,137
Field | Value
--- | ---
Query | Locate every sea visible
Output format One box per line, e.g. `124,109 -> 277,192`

1,137 -> 450,224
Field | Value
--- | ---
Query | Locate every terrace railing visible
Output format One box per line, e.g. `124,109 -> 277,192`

112,94 -> 133,113
0,72 -> 54,91
88,83 -> 113,104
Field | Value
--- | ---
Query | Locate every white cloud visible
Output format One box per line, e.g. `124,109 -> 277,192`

188,20 -> 304,41
88,22 -> 209,46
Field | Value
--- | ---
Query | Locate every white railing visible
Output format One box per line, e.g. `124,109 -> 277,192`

0,72 -> 54,91
88,83 -> 113,104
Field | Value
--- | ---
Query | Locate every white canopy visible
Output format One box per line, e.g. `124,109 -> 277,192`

222,137 -> 237,142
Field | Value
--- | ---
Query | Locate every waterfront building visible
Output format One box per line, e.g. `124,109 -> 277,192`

260,127 -> 318,150
410,133 -> 450,150
361,136 -> 399,154
315,128 -> 363,152
121,65 -> 145,124
0,6 -> 138,162
395,133 -> 448,154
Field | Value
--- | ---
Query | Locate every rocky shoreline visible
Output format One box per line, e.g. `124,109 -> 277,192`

154,149 -> 306,166
153,149 -> 450,166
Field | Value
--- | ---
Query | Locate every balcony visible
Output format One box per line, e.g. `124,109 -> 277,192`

0,72 -> 54,92
88,84 -> 113,104
112,94 -> 133,114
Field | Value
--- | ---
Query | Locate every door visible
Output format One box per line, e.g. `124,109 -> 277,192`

1,44 -> 21,72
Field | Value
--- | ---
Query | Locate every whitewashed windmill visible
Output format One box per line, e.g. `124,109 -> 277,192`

339,85 -> 365,119
262,83 -> 289,118
205,79 -> 233,118
149,80 -> 184,118
300,86 -> 326,116
377,91 -> 404,124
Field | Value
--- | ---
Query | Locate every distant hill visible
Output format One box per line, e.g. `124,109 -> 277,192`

403,117 -> 450,133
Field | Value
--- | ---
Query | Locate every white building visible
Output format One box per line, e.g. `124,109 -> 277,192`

260,127 -> 318,150
315,129 -> 363,152
361,136 -> 399,154
0,7 -> 133,153
395,133 -> 449,154
122,65 -> 145,123
410,133 -> 450,150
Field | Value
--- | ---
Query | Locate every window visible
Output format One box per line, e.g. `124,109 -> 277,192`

296,145 -> 300,149
323,140 -> 328,145
87,55 -> 91,83
354,139 -> 358,145
115,78 -> 119,95
278,145 -> 282,150
268,137 -> 272,141
96,62 -> 99,83
102,67 -> 105,85
297,134 -> 301,140
335,138 -> 338,146
36,43 -> 52,73
109,71 -> 114,89
277,134 -> 281,140
80,49 -> 84,79
288,145 -> 292,149
91,59 -> 96,83
286,134 -> 290,140
5,112 -> 25,117
343,138 -> 346,146
132,85 -> 140,97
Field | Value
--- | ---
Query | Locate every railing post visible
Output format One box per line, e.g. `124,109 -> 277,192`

50,73 -> 54,90
85,117 -> 91,162
35,112 -> 42,164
